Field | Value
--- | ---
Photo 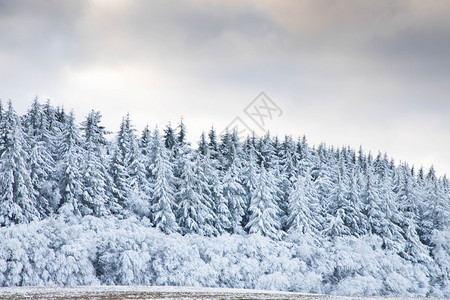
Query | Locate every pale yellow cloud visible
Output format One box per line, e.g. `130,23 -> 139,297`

247,0 -> 450,36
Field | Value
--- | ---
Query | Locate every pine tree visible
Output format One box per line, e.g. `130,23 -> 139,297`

246,164 -> 282,240
311,145 -> 335,229
149,129 -> 178,234
296,135 -> 313,177
287,176 -> 317,234
403,218 -> 430,263
22,97 -> 43,138
175,150 -> 217,236
326,161 -> 359,236
219,129 -> 233,170
139,125 -> 153,157
163,123 -> 177,150
379,169 -> 404,251
173,120 -> 191,176
79,110 -> 110,217
139,125 -> 153,180
197,132 -> 208,156
23,98 -> 59,215
115,115 -> 151,216
28,137 -> 57,216
0,102 -> 40,225
346,168 -> 366,235
222,152 -> 246,234
208,127 -> 220,161
241,143 -> 259,228
200,150 -> 232,234
109,146 -> 129,215
40,100 -> 60,160
323,208 -> 349,238
56,111 -> 84,217
257,132 -> 276,168
177,119 -> 187,145
362,164 -> 384,235
421,171 -> 449,245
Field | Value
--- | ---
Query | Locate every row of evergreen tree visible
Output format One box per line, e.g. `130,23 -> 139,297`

0,99 -> 448,261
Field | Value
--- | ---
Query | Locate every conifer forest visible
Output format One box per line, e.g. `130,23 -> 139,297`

0,99 -> 448,297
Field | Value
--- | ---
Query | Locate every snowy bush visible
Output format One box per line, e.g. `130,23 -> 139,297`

0,215 -> 447,297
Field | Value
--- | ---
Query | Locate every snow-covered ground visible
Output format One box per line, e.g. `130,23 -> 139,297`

0,286 -> 438,300
0,286 -> 308,299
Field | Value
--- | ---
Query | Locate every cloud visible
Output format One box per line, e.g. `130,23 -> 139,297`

0,0 -> 449,175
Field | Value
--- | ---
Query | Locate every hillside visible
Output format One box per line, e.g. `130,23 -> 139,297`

0,99 -> 448,297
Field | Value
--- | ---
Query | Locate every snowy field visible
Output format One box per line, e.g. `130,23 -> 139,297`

0,286 -> 438,300
0,286 -> 310,299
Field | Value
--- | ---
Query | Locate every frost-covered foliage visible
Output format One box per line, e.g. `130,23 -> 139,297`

0,100 -> 449,297
0,216 -> 446,297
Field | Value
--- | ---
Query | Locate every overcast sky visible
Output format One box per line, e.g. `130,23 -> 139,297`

1,0 -> 449,176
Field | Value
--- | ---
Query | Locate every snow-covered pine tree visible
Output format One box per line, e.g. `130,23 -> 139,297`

257,132 -> 276,168
245,163 -> 283,240
323,208 -> 349,238
219,128 -> 234,170
79,110 -> 110,217
109,145 -> 130,215
40,100 -> 61,160
163,123 -> 177,151
177,118 -> 187,145
140,125 -> 153,156
139,125 -> 153,181
219,128 -> 243,171
56,111 -> 84,217
199,149 -> 232,234
149,128 -> 178,234
197,131 -> 208,156
362,159 -> 384,236
116,115 -> 151,217
240,142 -> 259,228
171,121 -> 191,180
379,168 -> 405,252
175,148 -> 217,236
394,164 -> 429,263
296,135 -> 313,177
0,102 -> 40,226
23,98 -> 59,216
221,149 -> 246,234
28,134 -> 57,216
326,160 -> 359,237
403,218 -> 430,263
279,136 -> 299,185
128,131 -> 149,193
346,168 -> 366,236
207,127 -> 220,161
419,168 -> 449,246
22,97 -> 43,138
287,176 -> 316,235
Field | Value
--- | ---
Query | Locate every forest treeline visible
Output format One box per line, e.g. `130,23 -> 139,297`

0,99 -> 448,295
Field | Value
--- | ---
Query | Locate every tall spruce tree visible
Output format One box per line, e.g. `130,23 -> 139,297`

246,163 -> 282,240
116,115 -> 151,216
80,110 -> 110,217
23,98 -> 59,215
222,150 -> 246,234
0,102 -> 40,225
56,111 -> 84,217
149,129 -> 178,234
175,150 -> 217,236
287,176 -> 317,234
200,150 -> 232,234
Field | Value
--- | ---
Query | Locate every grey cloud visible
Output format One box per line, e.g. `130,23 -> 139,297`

0,0 -> 449,174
